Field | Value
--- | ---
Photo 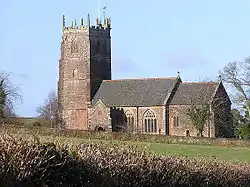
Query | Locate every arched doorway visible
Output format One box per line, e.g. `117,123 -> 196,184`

186,130 -> 190,137
97,126 -> 105,132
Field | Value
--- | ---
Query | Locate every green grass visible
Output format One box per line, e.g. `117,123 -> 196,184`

16,134 -> 250,163
146,142 -> 250,163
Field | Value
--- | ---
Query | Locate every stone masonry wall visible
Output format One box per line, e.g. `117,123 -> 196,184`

89,100 -> 111,131
58,19 -> 111,130
58,28 -> 91,130
137,106 -> 166,135
110,106 -> 166,135
169,105 -> 215,137
211,83 -> 233,138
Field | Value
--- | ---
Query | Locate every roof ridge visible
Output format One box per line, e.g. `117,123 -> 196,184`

181,81 -> 218,84
103,77 -> 177,82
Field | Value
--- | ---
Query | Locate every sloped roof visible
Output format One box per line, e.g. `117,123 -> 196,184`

170,82 -> 219,105
92,77 -> 179,107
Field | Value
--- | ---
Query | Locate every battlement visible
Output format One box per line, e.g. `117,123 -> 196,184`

62,14 -> 111,33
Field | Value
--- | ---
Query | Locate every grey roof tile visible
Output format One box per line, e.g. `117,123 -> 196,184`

170,82 -> 219,105
92,77 -> 179,107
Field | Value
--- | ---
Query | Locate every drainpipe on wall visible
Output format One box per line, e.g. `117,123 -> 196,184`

208,105 -> 212,138
208,120 -> 211,138
136,106 -> 139,133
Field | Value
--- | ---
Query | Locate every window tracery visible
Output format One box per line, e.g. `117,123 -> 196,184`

125,110 -> 135,132
143,109 -> 157,133
174,116 -> 179,127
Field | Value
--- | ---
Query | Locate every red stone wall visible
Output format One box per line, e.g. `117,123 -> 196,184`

110,106 -> 166,135
89,101 -> 111,131
168,105 -> 215,137
58,23 -> 111,130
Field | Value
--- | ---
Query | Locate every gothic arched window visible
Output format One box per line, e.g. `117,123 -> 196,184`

125,110 -> 135,132
173,116 -> 179,127
73,69 -> 78,78
143,109 -> 157,133
71,40 -> 79,54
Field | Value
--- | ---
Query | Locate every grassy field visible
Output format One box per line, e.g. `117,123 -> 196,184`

147,142 -> 250,163
2,125 -> 250,163
18,134 -> 250,163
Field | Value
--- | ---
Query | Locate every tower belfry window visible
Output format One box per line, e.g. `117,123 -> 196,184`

71,41 -> 78,54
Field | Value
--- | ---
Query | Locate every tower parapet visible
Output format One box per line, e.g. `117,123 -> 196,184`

62,14 -> 111,32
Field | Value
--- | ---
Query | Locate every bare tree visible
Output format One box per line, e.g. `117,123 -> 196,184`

0,71 -> 22,122
220,58 -> 250,120
36,90 -> 59,128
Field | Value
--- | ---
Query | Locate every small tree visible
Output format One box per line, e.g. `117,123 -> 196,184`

231,109 -> 250,139
236,123 -> 250,139
187,104 -> 211,137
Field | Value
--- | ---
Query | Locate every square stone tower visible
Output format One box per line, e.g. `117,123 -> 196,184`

58,14 -> 111,129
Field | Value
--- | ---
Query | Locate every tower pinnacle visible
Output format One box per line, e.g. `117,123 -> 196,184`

87,13 -> 90,26
62,14 -> 65,29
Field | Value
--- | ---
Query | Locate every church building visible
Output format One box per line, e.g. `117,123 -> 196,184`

58,14 -> 233,138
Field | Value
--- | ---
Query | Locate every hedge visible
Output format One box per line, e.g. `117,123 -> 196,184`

0,134 -> 249,187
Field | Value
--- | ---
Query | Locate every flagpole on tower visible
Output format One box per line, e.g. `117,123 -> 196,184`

103,6 -> 107,22
98,0 -> 101,20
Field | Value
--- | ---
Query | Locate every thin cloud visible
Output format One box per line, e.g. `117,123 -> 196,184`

112,57 -> 141,77
112,58 -> 140,73
162,49 -> 208,70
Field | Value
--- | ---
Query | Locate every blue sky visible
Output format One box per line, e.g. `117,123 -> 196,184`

1,0 -> 250,117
